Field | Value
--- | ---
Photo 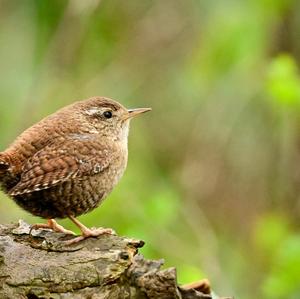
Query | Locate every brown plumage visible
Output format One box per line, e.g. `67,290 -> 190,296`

0,97 -> 151,243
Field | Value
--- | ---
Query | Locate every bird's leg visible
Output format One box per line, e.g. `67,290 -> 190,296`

65,215 -> 116,244
30,219 -> 76,235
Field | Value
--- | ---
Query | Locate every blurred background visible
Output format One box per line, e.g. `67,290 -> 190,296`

1,0 -> 300,298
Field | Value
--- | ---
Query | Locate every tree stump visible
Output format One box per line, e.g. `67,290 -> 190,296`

0,220 -> 230,299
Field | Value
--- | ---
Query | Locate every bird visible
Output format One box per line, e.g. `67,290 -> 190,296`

0,96 -> 151,243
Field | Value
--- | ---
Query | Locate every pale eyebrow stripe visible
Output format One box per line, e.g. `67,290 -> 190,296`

85,107 -> 101,116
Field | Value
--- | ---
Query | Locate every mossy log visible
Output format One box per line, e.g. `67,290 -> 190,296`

0,220 -> 231,299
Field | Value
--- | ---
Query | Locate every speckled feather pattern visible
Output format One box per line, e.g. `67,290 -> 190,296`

0,97 -> 129,219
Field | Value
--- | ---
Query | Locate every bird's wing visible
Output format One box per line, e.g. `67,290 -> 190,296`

0,153 -> 10,171
9,136 -> 112,196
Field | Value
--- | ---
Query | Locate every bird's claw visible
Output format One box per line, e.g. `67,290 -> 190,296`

64,227 -> 116,245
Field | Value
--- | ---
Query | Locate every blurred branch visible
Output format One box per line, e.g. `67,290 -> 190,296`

0,220 -> 230,299
19,0 -> 103,128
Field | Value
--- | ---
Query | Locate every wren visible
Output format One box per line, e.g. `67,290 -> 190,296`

0,97 -> 151,243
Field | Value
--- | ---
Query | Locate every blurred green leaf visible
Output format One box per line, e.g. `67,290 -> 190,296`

266,54 -> 300,109
256,0 -> 294,15
262,236 -> 300,298
177,263 -> 205,285
254,213 -> 289,255
144,187 -> 180,226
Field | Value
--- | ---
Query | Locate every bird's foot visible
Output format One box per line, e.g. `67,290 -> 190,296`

65,215 -> 116,245
30,219 -> 76,235
65,227 -> 116,245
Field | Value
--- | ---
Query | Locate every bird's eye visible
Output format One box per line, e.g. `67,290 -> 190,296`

103,111 -> 112,119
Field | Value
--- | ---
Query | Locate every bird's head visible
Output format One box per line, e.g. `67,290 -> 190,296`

76,97 -> 151,141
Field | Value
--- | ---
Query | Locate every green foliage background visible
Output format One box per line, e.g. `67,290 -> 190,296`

1,1 -> 300,298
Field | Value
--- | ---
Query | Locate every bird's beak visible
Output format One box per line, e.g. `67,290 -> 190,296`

123,107 -> 152,120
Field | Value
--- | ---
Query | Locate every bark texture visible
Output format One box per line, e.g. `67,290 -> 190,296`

0,220 -> 230,299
